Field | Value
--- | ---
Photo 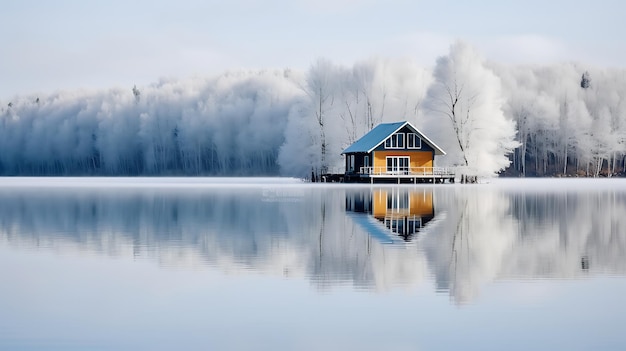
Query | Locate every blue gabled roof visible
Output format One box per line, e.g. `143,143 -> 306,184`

341,121 -> 446,155
341,122 -> 405,154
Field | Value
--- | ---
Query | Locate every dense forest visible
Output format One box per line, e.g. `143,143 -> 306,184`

1,41 -> 624,178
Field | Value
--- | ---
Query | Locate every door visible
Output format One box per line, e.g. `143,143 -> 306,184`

386,156 -> 410,174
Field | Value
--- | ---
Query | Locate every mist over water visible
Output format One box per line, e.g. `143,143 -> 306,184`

1,178 -> 625,350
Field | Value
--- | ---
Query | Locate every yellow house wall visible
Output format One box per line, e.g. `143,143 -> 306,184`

372,190 -> 434,218
409,191 -> 434,216
373,151 -> 433,170
373,190 -> 388,218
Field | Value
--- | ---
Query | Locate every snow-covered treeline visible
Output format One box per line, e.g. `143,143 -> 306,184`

0,71 -> 302,175
495,63 -> 626,176
0,58 -> 430,176
1,42 -> 625,177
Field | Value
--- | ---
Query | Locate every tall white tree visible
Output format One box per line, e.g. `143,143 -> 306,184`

304,59 -> 339,175
423,41 -> 519,179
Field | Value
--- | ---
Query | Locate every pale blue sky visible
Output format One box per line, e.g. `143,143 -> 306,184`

1,0 -> 624,98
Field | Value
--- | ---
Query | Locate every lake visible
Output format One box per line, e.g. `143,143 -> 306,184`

1,177 -> 625,350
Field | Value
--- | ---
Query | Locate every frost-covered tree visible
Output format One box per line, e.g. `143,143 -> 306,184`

423,41 -> 519,179
579,70 -> 626,177
334,58 -> 430,148
305,59 -> 337,175
278,60 -> 339,178
495,64 -> 557,176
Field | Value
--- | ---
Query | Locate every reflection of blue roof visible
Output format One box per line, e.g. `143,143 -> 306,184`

346,213 -> 406,245
342,122 -> 405,154
341,121 -> 446,155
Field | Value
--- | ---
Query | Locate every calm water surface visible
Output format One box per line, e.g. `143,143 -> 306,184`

1,178 -> 625,350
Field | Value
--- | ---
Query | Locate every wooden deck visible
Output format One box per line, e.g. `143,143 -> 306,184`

344,166 -> 456,184
318,167 -> 456,183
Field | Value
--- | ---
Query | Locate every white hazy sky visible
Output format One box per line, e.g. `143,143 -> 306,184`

1,0 -> 624,98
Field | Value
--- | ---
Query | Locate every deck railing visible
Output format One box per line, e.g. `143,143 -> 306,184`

359,166 -> 455,176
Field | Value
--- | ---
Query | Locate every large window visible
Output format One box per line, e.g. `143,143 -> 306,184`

407,133 -> 422,149
386,156 -> 410,174
384,133 -> 405,149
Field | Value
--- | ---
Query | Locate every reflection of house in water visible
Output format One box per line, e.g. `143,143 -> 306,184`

346,189 -> 435,242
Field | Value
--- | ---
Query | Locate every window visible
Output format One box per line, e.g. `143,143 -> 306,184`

364,155 -> 369,167
349,155 -> 355,172
384,133 -> 405,149
407,133 -> 421,149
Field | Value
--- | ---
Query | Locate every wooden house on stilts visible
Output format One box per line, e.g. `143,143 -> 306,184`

342,121 -> 454,183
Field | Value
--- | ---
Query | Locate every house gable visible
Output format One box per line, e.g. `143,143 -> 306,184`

372,125 -> 436,153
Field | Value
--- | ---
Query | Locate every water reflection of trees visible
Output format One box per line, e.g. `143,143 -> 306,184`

1,184 -> 626,303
